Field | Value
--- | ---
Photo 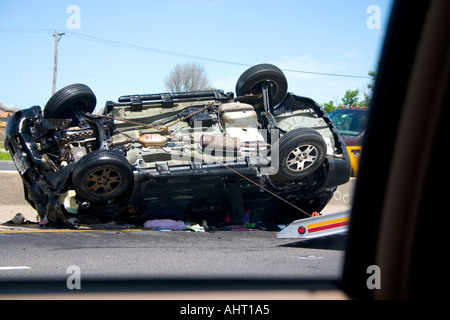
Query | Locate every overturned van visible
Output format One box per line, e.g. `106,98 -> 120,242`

5,64 -> 351,228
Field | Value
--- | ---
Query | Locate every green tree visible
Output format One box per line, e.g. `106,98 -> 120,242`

321,68 -> 379,111
364,69 -> 377,107
322,100 -> 337,113
358,92 -> 371,107
341,89 -> 360,106
358,69 -> 377,107
368,70 -> 377,90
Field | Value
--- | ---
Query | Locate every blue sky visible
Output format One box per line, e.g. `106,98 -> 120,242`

0,0 -> 393,113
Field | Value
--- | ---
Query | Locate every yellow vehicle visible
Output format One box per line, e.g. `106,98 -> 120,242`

329,106 -> 369,176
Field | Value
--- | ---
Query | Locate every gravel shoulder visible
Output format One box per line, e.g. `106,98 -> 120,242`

0,171 -> 38,224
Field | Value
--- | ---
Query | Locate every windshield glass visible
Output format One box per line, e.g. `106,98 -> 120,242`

330,109 -> 370,137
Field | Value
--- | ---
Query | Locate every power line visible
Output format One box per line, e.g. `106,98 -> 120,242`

64,31 -> 251,67
0,28 -> 371,79
64,31 -> 371,79
58,68 -> 164,88
278,68 -> 371,79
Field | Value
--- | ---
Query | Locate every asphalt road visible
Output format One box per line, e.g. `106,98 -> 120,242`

0,228 -> 347,283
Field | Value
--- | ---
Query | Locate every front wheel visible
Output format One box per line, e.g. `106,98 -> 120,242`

72,149 -> 133,203
44,83 -> 96,124
270,128 -> 327,183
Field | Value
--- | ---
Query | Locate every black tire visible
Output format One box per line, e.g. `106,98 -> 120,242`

235,64 -> 288,106
72,149 -> 133,203
44,84 -> 96,123
270,128 -> 327,183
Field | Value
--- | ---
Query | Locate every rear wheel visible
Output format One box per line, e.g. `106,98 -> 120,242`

72,149 -> 133,203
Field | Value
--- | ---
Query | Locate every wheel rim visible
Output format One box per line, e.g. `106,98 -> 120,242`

85,167 -> 122,195
285,144 -> 318,172
251,80 -> 279,95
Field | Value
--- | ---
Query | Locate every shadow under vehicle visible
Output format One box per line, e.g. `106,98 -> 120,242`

5,64 -> 351,228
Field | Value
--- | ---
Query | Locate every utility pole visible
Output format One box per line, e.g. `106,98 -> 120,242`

52,31 -> 65,95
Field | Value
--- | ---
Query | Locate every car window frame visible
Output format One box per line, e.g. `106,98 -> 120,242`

1,0 -> 447,301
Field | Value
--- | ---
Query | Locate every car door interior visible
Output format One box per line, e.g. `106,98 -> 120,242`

342,0 -> 449,299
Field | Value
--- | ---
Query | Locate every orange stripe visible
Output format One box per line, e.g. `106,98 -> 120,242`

307,217 -> 349,229
308,221 -> 349,233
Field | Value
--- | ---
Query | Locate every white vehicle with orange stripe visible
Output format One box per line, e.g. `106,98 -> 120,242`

276,210 -> 350,240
